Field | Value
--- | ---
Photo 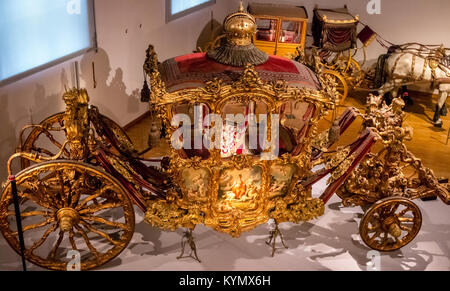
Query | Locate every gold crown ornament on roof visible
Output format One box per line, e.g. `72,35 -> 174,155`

223,1 -> 256,46
207,1 -> 268,67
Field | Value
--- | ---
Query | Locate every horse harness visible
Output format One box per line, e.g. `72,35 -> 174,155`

390,45 -> 450,83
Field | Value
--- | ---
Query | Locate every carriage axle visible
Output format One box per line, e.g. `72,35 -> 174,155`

56,208 -> 80,233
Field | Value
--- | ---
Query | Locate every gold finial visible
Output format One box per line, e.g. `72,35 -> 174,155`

223,1 -> 256,46
207,1 -> 268,66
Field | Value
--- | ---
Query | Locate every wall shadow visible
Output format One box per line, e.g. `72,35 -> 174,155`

195,19 -> 223,52
79,47 -> 141,125
0,95 -> 22,180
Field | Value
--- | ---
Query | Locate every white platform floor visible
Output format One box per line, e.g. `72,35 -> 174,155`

1,178 -> 449,271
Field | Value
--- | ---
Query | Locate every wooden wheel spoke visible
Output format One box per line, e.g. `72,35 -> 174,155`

81,215 -> 131,231
388,203 -> 400,215
398,217 -> 414,223
380,232 -> 389,245
76,186 -> 115,210
23,178 -> 63,209
368,230 -> 382,244
69,231 -> 78,251
43,131 -> 70,157
79,203 -> 123,215
74,224 -> 101,261
69,188 -> 89,208
7,210 -> 52,218
47,231 -> 65,260
79,221 -> 122,246
57,170 -> 69,207
12,218 -> 55,235
27,224 -> 58,255
19,192 -> 58,211
68,174 -> 87,207
400,225 -> 412,232
397,207 -> 412,217
379,205 -> 392,216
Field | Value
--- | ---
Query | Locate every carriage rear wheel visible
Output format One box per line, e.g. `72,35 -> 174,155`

359,197 -> 422,251
341,58 -> 364,88
323,70 -> 349,105
0,160 -> 135,270
20,112 -> 132,169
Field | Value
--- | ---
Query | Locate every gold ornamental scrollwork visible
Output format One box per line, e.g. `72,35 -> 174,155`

337,95 -> 450,206
232,64 -> 264,91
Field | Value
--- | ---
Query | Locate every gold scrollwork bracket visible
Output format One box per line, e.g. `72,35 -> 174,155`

7,142 -> 69,176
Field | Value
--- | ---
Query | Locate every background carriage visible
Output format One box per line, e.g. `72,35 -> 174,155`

309,6 -> 365,104
248,3 -> 308,59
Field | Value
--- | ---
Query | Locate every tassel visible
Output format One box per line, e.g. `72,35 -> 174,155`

160,123 -> 167,139
148,122 -> 161,149
207,43 -> 268,67
141,79 -> 150,102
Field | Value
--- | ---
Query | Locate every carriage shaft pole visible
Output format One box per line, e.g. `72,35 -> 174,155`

9,175 -> 27,271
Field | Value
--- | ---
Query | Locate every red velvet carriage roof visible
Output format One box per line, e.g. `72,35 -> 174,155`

159,52 -> 321,92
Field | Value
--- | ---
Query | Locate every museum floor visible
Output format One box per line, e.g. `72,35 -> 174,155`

1,185 -> 449,271
1,91 -> 449,271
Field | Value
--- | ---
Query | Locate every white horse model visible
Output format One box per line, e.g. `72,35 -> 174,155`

378,44 -> 450,127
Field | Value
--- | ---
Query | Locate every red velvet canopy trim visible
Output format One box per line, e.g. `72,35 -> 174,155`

159,53 -> 320,92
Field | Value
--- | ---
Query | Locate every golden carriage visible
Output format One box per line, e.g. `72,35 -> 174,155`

248,3 -> 308,59
1,4 -> 449,271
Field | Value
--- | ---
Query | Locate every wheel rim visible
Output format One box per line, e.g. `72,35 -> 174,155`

21,113 -> 69,169
323,70 -> 349,105
21,112 -> 132,169
0,160 -> 135,270
343,59 -> 364,87
360,197 -> 422,251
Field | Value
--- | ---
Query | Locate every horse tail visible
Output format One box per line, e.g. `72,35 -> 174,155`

374,53 -> 389,89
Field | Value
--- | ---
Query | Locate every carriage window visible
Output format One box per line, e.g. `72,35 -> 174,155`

255,18 -> 277,42
166,0 -> 216,23
279,21 -> 302,44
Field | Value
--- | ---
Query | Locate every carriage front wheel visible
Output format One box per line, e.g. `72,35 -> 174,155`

323,70 -> 349,105
359,197 -> 422,251
0,160 -> 135,271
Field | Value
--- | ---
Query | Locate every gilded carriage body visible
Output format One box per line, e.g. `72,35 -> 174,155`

143,49 -> 334,236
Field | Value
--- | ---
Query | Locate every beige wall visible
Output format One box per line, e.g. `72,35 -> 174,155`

238,0 -> 450,64
0,0 -> 231,179
0,0 -> 449,179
